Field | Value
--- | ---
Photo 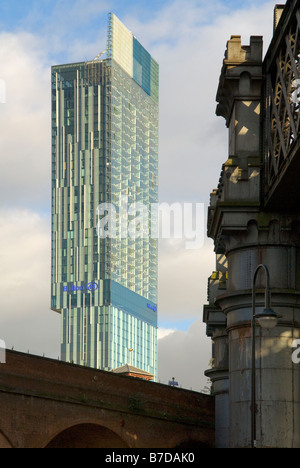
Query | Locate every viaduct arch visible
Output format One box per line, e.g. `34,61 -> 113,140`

0,351 -> 214,448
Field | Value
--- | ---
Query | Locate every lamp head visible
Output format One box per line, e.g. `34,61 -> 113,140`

256,308 -> 279,329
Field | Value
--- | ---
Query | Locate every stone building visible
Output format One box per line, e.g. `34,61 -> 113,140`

204,1 -> 300,448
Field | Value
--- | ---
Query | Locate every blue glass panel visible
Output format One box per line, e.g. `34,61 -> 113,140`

133,37 -> 151,98
107,279 -> 157,327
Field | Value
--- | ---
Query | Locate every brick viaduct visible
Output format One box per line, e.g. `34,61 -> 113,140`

0,350 -> 214,448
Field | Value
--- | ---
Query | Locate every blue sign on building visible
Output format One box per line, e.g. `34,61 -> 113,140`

147,303 -> 157,313
63,282 -> 99,293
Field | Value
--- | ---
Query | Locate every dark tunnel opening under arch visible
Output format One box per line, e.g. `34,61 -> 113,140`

45,423 -> 129,448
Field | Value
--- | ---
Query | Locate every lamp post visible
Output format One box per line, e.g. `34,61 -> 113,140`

251,264 -> 280,449
128,348 -> 133,365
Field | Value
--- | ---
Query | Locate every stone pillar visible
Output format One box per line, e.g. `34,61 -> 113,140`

204,255 -> 229,448
204,35 -> 300,447
215,222 -> 300,448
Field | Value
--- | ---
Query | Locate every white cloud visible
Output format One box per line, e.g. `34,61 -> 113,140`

123,0 -> 275,202
158,238 -> 215,320
157,318 -> 212,392
157,327 -> 175,340
0,208 -> 60,357
0,32 -> 51,208
22,1 -> 111,65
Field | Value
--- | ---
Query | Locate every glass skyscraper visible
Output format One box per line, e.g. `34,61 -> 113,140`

51,13 -> 159,378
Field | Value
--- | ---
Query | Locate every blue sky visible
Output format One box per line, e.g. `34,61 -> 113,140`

0,0 -> 278,390
0,0 -> 276,210
0,0 -> 273,64
0,0 -> 269,29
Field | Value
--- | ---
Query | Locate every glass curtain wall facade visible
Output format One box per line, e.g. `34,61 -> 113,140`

51,13 -> 159,378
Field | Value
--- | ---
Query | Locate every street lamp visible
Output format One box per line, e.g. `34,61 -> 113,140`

251,264 -> 280,449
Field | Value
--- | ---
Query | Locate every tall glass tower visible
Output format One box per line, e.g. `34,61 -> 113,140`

51,13 -> 159,378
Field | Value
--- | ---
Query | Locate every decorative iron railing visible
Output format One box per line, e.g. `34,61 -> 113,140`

263,0 -> 300,207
